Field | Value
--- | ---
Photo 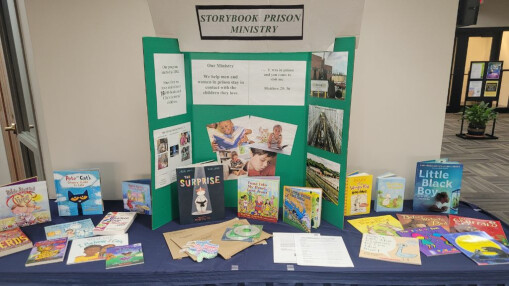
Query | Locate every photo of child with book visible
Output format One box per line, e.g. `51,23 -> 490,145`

243,148 -> 277,177
248,116 -> 297,156
207,116 -> 253,151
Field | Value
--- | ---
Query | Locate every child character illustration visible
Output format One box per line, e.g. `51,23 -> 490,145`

254,195 -> 264,215
74,245 -> 101,263
68,190 -> 89,216
239,194 -> 248,213
35,244 -> 59,260
9,192 -> 40,226
210,120 -> 253,151
194,186 -> 211,214
429,192 -> 449,213
65,228 -> 76,239
267,124 -> 283,149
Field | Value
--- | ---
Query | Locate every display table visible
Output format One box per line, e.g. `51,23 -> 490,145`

2,200 -> 509,285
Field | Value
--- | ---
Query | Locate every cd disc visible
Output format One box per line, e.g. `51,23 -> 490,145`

225,230 -> 250,241
232,225 -> 261,237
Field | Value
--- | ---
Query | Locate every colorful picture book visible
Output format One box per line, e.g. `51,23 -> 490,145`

93,212 -> 137,236
237,176 -> 280,223
344,172 -> 372,216
122,179 -> 152,215
105,243 -> 144,269
359,234 -> 421,265
66,234 -> 129,265
0,181 -> 51,231
283,186 -> 321,232
449,215 -> 508,245
443,231 -> 509,265
54,169 -> 104,216
44,219 -> 95,241
374,173 -> 405,212
25,238 -> 68,266
176,161 -> 225,224
397,226 -> 460,256
396,214 -> 450,232
0,227 -> 32,257
348,215 -> 403,236
413,159 -> 462,214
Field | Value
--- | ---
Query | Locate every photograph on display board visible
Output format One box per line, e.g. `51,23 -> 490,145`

310,51 -> 348,100
207,116 -> 253,151
217,147 -> 249,180
247,116 -> 298,156
305,153 -> 340,205
244,147 -> 277,177
307,105 -> 343,154
484,81 -> 499,97
486,62 -> 502,79
467,81 -> 482,98
470,62 -> 485,80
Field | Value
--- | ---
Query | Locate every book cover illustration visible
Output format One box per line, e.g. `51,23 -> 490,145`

237,176 -> 280,223
359,234 -> 421,265
283,186 -> 313,232
374,174 -> 405,212
344,172 -> 372,216
105,243 -> 144,269
66,234 -> 128,264
177,163 -> 225,224
25,238 -> 68,266
449,215 -> 508,245
0,227 -> 33,257
397,226 -> 460,256
396,214 -> 450,232
1,177 -> 37,187
305,152 -> 340,205
93,212 -> 137,235
0,181 -> 51,231
44,219 -> 95,241
443,231 -> 509,265
413,159 -> 463,214
348,215 -> 403,236
122,179 -> 151,215
54,170 -> 104,216
308,187 -> 322,228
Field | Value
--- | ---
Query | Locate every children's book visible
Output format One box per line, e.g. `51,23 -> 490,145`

0,227 -> 33,257
25,237 -> 68,266
397,226 -> 460,256
44,219 -> 95,241
449,215 -> 508,245
413,159 -> 463,214
443,231 -> 509,265
0,181 -> 51,231
122,179 -> 152,215
359,234 -> 421,265
54,169 -> 104,216
176,161 -> 225,224
66,234 -> 129,265
348,215 -> 403,236
344,172 -> 372,216
1,177 -> 37,187
105,243 -> 144,269
237,176 -> 280,223
374,173 -> 405,212
396,214 -> 450,232
93,212 -> 137,236
282,186 -> 313,232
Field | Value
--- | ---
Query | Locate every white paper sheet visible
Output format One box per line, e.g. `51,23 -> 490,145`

273,232 -> 320,264
295,235 -> 354,267
154,54 -> 187,119
153,122 -> 192,189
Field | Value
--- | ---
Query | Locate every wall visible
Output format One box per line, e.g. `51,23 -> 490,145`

24,0 -> 156,198
348,0 -> 458,198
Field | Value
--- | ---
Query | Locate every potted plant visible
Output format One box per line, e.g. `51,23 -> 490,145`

463,101 -> 497,136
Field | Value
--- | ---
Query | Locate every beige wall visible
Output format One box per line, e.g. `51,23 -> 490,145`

349,0 -> 458,198
24,0 -> 155,198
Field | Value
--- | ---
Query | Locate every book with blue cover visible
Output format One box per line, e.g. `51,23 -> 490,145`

413,159 -> 463,214
44,219 -> 95,241
54,170 -> 104,216
443,231 -> 509,265
374,173 -> 405,212
122,179 -> 151,215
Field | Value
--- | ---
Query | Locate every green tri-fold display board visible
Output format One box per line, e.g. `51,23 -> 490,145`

143,37 -> 355,230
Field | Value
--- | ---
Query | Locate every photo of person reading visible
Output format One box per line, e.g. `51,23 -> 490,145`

207,117 -> 253,151
429,192 -> 449,212
267,124 -> 283,149
243,148 -> 277,177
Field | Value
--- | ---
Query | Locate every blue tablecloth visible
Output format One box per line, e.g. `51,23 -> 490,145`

1,200 -> 508,286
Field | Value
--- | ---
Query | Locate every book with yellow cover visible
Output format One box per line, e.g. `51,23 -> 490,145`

348,215 -> 403,236
344,172 -> 372,216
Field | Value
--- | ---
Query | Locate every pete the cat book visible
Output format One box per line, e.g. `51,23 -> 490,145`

237,176 -> 280,223
176,162 -> 225,224
413,159 -> 463,214
54,170 -> 104,216
122,179 -> 151,215
0,181 -> 51,231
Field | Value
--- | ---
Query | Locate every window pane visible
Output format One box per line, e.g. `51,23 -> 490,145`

499,31 -> 509,65
499,73 -> 509,108
464,37 -> 492,74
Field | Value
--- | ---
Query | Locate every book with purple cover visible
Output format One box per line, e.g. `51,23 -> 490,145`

397,226 -> 460,256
